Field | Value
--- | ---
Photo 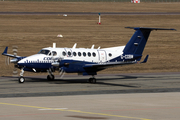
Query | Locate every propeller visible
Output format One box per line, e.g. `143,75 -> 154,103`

51,57 -> 66,79
59,67 -> 65,79
5,56 -> 10,65
4,46 -> 19,76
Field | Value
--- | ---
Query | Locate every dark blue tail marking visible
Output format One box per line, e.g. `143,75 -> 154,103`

123,27 -> 151,55
123,27 -> 176,59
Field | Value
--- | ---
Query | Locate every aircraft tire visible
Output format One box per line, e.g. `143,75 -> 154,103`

19,76 -> 25,83
88,78 -> 92,83
92,78 -> 96,84
88,78 -> 96,84
47,75 -> 55,81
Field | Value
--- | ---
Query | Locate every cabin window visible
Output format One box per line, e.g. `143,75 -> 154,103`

88,52 -> 91,57
73,52 -> 76,56
62,51 -> 66,56
78,52 -> 81,56
52,51 -> 57,56
109,53 -> 112,57
68,51 -> 71,56
92,52 -> 96,57
83,52 -> 86,57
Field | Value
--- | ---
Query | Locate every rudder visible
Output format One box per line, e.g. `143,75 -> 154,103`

123,28 -> 151,55
123,27 -> 176,61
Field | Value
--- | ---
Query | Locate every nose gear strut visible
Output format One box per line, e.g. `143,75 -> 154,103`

19,68 -> 25,83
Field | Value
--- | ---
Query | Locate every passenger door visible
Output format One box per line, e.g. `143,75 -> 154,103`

98,50 -> 107,62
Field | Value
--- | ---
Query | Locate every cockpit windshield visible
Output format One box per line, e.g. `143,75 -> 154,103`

38,49 -> 50,55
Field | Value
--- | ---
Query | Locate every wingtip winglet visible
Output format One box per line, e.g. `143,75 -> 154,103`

2,47 -> 8,55
141,55 -> 149,63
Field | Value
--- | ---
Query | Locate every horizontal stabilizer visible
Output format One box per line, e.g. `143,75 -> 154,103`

125,27 -> 176,31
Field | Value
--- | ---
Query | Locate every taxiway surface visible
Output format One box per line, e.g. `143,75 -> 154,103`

0,72 -> 180,98
0,72 -> 180,120
0,93 -> 180,120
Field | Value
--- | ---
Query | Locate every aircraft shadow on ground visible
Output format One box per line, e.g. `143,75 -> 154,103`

27,75 -> 140,88
30,75 -> 138,82
3,75 -> 158,88
3,75 -> 137,81
95,82 -> 140,88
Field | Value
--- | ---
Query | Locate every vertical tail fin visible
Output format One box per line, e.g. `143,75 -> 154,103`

123,27 -> 176,60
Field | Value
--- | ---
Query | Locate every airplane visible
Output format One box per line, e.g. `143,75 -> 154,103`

2,27 -> 176,83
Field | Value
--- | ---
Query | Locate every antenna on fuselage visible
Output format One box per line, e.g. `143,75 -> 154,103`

72,43 -> 77,49
53,43 -> 56,48
97,46 -> 101,49
91,45 -> 95,49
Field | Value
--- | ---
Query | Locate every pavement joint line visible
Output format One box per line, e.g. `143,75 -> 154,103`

0,102 -> 151,120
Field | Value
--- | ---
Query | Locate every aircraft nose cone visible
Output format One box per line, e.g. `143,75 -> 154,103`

10,58 -> 18,63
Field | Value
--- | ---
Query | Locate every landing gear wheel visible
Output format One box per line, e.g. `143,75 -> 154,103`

47,75 -> 55,81
88,78 -> 92,83
19,76 -> 25,83
92,78 -> 96,84
88,78 -> 96,84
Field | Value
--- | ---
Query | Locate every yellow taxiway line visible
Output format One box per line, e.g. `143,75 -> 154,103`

0,102 -> 151,120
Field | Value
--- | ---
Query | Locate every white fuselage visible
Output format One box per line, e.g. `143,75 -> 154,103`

19,46 -> 125,65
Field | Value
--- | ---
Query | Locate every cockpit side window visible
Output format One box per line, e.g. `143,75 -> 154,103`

38,49 -> 50,55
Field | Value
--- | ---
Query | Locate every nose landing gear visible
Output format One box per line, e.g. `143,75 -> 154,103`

19,68 -> 25,83
19,76 -> 25,83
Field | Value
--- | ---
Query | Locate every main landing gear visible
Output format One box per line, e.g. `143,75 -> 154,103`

88,76 -> 96,84
19,68 -> 25,83
47,74 -> 55,81
18,68 -> 55,83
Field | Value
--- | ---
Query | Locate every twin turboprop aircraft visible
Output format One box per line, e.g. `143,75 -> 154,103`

2,27 -> 176,83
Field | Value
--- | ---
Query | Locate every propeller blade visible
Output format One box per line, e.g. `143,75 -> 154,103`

5,56 -> 10,65
59,68 -> 65,79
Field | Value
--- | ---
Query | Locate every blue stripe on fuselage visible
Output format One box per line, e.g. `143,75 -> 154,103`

18,62 -> 52,69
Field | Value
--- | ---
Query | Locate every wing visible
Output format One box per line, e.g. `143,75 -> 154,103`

84,61 -> 137,70
2,47 -> 21,58
2,47 -> 26,63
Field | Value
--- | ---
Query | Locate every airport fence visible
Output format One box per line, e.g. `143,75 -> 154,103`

0,0 -> 179,2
